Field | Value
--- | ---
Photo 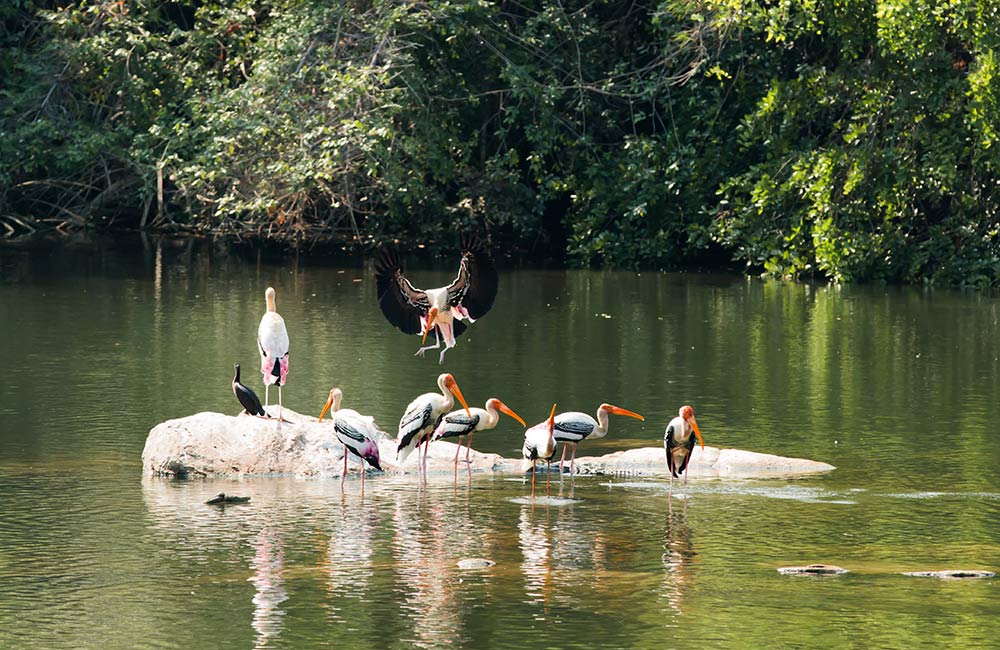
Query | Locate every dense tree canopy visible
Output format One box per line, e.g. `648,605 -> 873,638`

2,1 -> 1000,285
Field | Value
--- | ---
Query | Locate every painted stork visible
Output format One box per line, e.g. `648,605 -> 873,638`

432,398 -> 526,472
664,405 -> 704,500
553,403 -> 645,474
522,404 -> 558,497
375,237 -> 498,364
396,373 -> 472,475
318,387 -> 383,488
232,362 -> 267,417
258,287 -> 289,421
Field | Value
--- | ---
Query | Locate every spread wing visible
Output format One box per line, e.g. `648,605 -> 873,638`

445,236 -> 498,320
375,248 -> 431,335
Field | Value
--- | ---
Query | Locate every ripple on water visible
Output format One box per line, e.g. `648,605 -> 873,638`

606,481 -> 858,504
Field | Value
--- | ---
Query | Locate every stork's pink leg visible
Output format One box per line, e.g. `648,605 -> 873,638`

341,452 -> 348,488
453,436 -> 462,469
531,463 -> 536,497
569,443 -> 578,475
465,433 -> 474,464
546,461 -> 551,496
359,458 -> 365,493
558,445 -> 567,474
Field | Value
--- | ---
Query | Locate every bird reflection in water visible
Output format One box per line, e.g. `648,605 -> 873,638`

249,528 -> 288,649
518,504 -> 554,617
324,497 -> 378,606
660,510 -> 697,616
391,492 -> 463,648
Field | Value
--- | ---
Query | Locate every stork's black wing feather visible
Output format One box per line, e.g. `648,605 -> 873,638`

445,236 -> 498,320
375,248 -> 431,335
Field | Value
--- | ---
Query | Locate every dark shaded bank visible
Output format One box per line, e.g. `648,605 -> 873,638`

4,1 -> 1000,285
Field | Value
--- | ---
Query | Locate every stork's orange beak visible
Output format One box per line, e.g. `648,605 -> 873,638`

689,416 -> 704,449
547,403 -> 557,434
495,400 -> 526,427
318,396 -> 333,422
421,308 -> 438,345
606,405 -> 645,421
446,376 -> 471,417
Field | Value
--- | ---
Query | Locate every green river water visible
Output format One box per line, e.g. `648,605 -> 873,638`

1,237 -> 998,649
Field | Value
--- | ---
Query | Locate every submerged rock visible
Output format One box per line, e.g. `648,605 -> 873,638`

902,570 -> 995,579
457,558 -> 496,569
142,409 -> 835,479
777,564 -> 850,576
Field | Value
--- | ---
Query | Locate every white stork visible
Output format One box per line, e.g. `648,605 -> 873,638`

553,403 -> 645,474
432,398 -> 526,472
375,237 -> 498,364
396,373 -> 471,476
664,405 -> 704,500
319,387 -> 384,489
258,287 -> 289,421
522,404 -> 558,497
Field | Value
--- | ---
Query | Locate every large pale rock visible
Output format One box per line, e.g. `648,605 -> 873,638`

570,445 -> 835,478
142,410 -> 834,479
142,407 -> 512,478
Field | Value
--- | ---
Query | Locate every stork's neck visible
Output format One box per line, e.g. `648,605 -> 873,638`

484,400 -> 501,428
331,390 -> 343,413
265,288 -> 277,312
437,375 -> 454,409
595,407 -> 611,436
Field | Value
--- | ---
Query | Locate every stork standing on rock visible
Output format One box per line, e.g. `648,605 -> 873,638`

522,404 -> 558,497
396,373 -> 472,477
664,405 -> 704,500
552,403 -> 645,475
232,363 -> 267,417
319,387 -> 383,489
375,237 -> 498,364
432,398 -> 526,473
258,287 -> 289,421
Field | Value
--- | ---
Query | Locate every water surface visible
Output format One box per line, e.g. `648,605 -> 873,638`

1,238 -> 999,649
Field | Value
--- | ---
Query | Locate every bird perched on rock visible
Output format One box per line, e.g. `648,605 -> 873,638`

319,387 -> 383,489
258,287 -> 289,420
432,397 -> 526,473
375,236 -> 498,364
232,363 -> 267,417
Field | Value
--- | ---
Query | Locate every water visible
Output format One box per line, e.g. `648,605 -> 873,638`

2,237 -> 1000,649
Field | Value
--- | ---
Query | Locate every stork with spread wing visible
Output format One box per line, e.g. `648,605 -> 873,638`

374,237 -> 498,364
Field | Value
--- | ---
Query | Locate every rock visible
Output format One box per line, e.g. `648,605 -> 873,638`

205,492 -> 251,505
902,570 -> 995,579
777,564 -> 850,575
571,445 -> 836,478
142,410 -> 835,479
457,558 -> 495,569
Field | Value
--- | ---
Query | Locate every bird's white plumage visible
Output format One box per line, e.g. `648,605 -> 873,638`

396,373 -> 459,464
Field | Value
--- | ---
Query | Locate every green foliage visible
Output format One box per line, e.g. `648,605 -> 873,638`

2,0 -> 1000,285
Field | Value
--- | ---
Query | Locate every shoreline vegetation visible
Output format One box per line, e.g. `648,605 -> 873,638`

3,1 -> 1000,285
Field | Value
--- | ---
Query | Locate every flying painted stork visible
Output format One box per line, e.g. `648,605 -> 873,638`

396,373 -> 471,475
318,387 -> 383,489
432,398 -> 526,472
258,287 -> 289,421
553,403 -> 645,474
522,404 -> 558,497
664,405 -> 704,500
375,237 -> 498,364
232,362 -> 267,417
